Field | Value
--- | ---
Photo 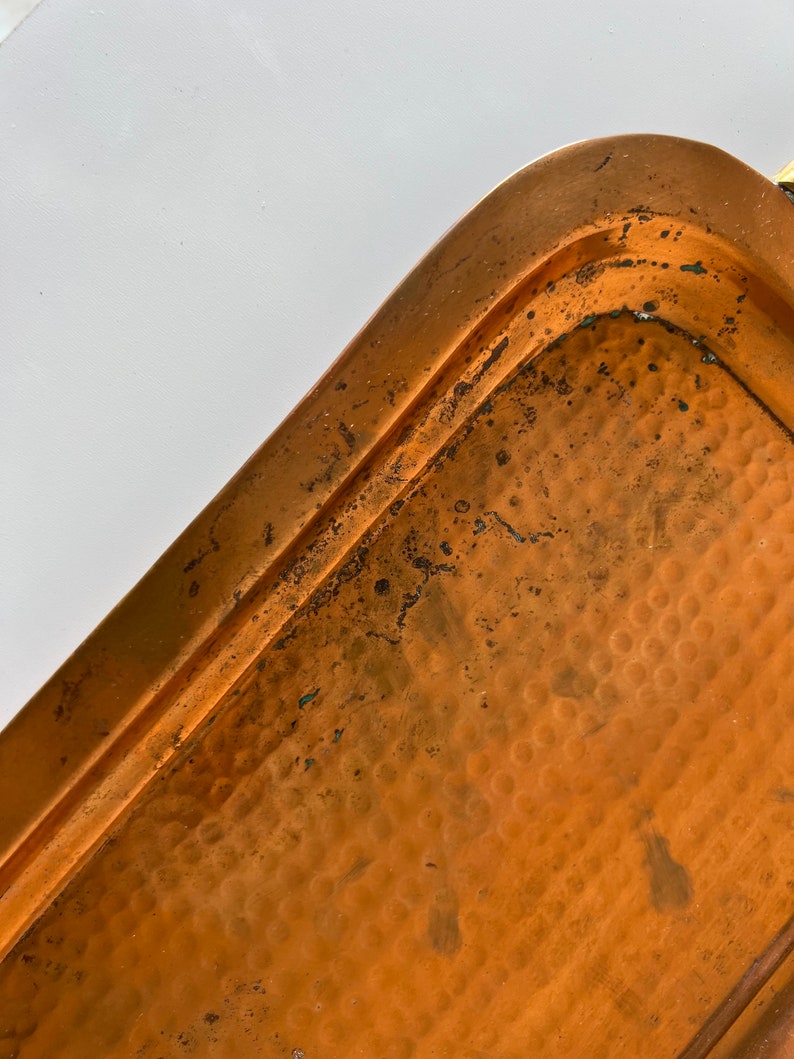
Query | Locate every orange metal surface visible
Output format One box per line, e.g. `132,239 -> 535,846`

0,135 -> 792,1057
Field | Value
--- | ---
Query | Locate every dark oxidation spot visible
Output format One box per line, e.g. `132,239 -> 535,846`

53,677 -> 83,724
183,535 -> 221,574
336,545 -> 369,584
337,420 -> 356,449
189,580 -> 200,598
680,261 -> 707,275
396,585 -> 422,628
678,400 -> 689,412
648,363 -> 658,372
576,262 -> 605,287
374,578 -> 390,595
484,510 -> 526,543
496,449 -> 511,466
203,1013 -> 220,1025
482,336 -> 509,373
643,300 -> 659,313
641,829 -> 692,911
473,517 -> 487,535
454,499 -> 470,514
439,541 -> 452,556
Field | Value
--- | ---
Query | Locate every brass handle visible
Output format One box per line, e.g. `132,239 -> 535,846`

772,159 -> 794,189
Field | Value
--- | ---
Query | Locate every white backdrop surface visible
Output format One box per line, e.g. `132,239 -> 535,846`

1,0 -> 792,729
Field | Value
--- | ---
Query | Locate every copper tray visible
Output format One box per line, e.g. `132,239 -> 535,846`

1,135 -> 792,1058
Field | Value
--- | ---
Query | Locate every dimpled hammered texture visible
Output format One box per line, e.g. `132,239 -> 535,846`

0,137 -> 792,1058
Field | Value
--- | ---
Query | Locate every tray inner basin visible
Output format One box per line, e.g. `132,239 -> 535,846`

1,309 -> 792,1057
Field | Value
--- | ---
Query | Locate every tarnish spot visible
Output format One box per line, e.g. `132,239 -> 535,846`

641,829 -> 692,911
551,667 -> 595,700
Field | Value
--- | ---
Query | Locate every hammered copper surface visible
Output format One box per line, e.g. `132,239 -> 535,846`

0,136 -> 792,1057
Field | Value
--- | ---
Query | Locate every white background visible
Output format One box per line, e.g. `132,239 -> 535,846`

1,1 -> 792,731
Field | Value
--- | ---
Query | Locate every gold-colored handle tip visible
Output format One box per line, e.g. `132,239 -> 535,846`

772,159 -> 794,188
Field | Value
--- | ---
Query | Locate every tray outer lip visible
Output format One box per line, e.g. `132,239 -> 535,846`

1,133 -> 793,959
